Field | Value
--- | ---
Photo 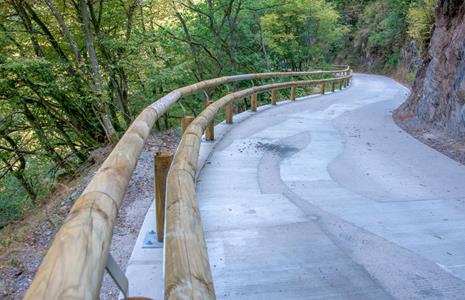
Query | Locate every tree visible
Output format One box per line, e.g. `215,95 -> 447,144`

0,0 -> 350,227
261,0 -> 347,71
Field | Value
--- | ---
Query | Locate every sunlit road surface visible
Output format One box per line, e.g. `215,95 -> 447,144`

197,74 -> 465,299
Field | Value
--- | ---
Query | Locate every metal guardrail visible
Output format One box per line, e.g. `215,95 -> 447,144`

24,66 -> 352,300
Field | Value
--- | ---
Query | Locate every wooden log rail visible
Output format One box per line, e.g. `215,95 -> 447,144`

24,67 -> 352,300
165,71 -> 352,299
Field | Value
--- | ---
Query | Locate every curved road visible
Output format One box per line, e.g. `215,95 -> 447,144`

197,74 -> 465,299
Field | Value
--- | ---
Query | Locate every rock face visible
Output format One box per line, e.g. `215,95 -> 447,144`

396,0 -> 465,138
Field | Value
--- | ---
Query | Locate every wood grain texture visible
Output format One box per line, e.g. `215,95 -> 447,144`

291,86 -> 297,101
164,69 -> 353,300
271,89 -> 277,105
24,66 -> 351,300
181,116 -> 195,134
226,103 -> 233,124
155,151 -> 173,242
205,101 -> 215,141
251,94 -> 257,111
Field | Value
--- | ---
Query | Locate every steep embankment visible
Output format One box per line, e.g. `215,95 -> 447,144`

0,131 -> 179,299
395,0 -> 465,162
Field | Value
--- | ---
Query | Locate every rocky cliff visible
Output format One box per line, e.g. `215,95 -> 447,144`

395,0 -> 465,139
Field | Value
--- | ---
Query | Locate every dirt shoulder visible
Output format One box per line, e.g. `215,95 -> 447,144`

0,129 -> 179,299
393,112 -> 465,165
388,72 -> 465,166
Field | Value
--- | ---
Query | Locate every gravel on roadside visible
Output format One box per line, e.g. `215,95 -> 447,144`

0,129 -> 179,300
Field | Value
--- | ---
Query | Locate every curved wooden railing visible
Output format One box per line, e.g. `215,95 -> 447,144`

24,66 -> 352,299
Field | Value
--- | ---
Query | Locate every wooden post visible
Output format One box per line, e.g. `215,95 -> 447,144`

251,94 -> 257,112
181,116 -> 195,134
291,86 -> 296,101
205,100 -> 214,141
226,102 -> 233,124
155,151 -> 173,242
331,81 -> 335,92
321,82 -> 325,95
23,66 -> 353,300
271,89 -> 277,105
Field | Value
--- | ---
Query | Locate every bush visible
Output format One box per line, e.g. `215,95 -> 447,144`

406,0 -> 436,57
0,175 -> 31,228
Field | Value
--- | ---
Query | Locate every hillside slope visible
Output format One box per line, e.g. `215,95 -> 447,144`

395,0 -> 465,139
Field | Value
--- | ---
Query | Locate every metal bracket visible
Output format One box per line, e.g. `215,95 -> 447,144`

142,230 -> 163,248
105,254 -> 129,298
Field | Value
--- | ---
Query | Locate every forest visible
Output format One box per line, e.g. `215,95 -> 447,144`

0,0 -> 435,227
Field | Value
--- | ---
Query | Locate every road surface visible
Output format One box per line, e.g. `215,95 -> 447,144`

196,73 -> 465,299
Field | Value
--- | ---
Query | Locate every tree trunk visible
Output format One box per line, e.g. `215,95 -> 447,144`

79,0 -> 117,143
0,134 -> 37,202
22,103 -> 74,172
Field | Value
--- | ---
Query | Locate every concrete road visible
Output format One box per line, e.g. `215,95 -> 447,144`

197,74 -> 465,299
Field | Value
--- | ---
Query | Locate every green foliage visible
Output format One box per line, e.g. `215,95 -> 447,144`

0,0 -> 436,227
329,0 -> 435,76
0,174 -> 31,228
353,0 -> 412,70
0,0 -> 346,227
261,0 -> 347,70
406,0 -> 436,56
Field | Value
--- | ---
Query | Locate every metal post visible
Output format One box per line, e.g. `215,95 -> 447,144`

106,254 -> 129,298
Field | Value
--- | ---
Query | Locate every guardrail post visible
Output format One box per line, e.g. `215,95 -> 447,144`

181,116 -> 195,134
291,86 -> 296,101
321,82 -> 326,95
106,254 -> 129,298
251,94 -> 257,112
155,151 -> 173,242
205,100 -> 215,141
226,102 -> 233,124
271,89 -> 277,105
331,81 -> 335,92
23,66 -> 352,300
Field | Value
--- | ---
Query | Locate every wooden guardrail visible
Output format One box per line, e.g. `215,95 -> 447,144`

164,71 -> 352,299
24,66 -> 352,300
